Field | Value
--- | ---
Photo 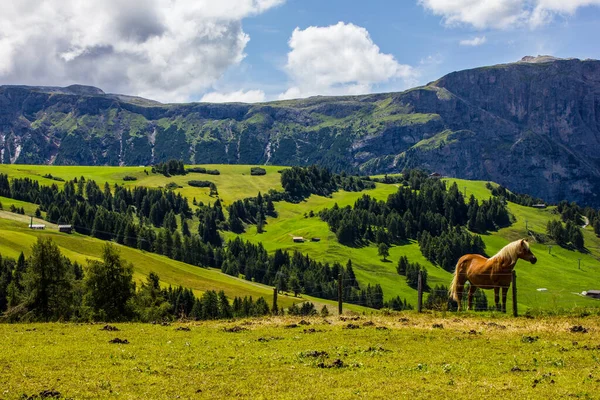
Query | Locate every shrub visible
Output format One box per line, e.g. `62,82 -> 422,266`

165,182 -> 182,190
188,180 -> 212,188
187,167 -> 220,175
250,167 -> 267,176
123,176 -> 137,181
43,173 -> 65,182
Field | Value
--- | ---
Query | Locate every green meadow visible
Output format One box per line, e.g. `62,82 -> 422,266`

1,314 -> 599,399
1,164 -> 599,312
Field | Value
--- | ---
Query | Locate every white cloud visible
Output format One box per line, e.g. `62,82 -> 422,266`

279,22 -> 415,100
418,0 -> 600,29
200,89 -> 266,103
459,36 -> 487,46
0,0 -> 284,102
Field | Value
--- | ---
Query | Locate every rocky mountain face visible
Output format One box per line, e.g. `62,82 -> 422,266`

1,56 -> 599,205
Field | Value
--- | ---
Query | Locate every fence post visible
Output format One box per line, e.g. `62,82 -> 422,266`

272,287 -> 278,315
417,270 -> 423,313
338,273 -> 343,316
512,270 -> 518,317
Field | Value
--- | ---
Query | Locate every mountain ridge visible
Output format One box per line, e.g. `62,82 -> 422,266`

1,56 -> 600,205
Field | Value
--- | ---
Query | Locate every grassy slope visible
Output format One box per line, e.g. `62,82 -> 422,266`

1,165 -> 600,311
1,314 -> 599,399
0,164 -> 284,207
0,214 -> 367,313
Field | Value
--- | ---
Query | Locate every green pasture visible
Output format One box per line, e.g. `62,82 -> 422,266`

1,165 -> 599,312
0,215 -> 368,313
0,164 -> 284,206
1,314 -> 599,399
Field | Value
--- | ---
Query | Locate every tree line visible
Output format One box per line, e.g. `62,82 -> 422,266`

220,238 -> 385,308
1,171 -> 387,309
0,238 -> 274,322
320,172 -> 508,248
280,165 -> 375,202
486,182 -> 545,207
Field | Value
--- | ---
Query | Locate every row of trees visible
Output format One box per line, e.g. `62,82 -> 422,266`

396,256 -> 430,290
152,160 -> 186,176
321,178 -> 508,248
227,192 -> 277,233
546,220 -> 585,250
280,165 -> 375,201
220,238 -> 384,308
418,227 -> 486,272
486,182 -> 544,207
0,238 -> 275,322
318,172 -> 500,275
1,171 -> 389,309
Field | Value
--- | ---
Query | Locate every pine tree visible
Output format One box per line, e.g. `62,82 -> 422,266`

345,259 -> 359,289
84,243 -> 135,321
218,290 -> 232,318
23,237 -> 74,321
397,256 -> 408,275
256,212 -> 264,234
163,210 -> 178,232
288,274 -> 302,297
182,220 -> 191,237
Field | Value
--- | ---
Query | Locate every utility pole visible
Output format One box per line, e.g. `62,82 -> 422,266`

464,186 -> 467,197
30,215 -> 33,228
578,258 -> 582,270
525,220 -> 529,231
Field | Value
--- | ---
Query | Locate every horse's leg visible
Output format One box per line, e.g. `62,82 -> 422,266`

456,281 -> 465,311
467,285 -> 477,311
501,287 -> 509,313
494,287 -> 500,311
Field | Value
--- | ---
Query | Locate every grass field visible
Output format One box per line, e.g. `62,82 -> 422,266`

1,164 -> 600,313
1,314 -> 599,399
0,213 -> 369,313
0,164 -> 285,206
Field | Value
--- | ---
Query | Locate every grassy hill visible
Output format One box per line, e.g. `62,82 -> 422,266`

0,211 -> 368,313
1,164 -> 599,312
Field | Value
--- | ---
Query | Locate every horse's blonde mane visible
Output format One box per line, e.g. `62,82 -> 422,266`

489,239 -> 528,271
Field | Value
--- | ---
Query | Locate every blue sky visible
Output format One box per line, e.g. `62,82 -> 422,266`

220,0 -> 600,101
0,0 -> 599,102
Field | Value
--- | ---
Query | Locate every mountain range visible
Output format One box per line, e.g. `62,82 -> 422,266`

1,55 -> 599,206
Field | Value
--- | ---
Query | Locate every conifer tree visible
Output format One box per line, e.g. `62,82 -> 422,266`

84,244 -> 135,321
23,237 -> 74,321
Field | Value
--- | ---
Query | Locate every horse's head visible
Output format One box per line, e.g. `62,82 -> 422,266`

518,239 -> 537,264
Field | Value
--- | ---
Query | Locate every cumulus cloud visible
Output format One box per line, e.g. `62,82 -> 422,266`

459,36 -> 487,46
0,0 -> 284,102
418,0 -> 600,29
279,22 -> 415,100
200,89 -> 266,103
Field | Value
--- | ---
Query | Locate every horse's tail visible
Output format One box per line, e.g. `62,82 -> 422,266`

449,258 -> 464,302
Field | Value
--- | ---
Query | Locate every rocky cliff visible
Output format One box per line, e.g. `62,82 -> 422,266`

1,56 -> 599,205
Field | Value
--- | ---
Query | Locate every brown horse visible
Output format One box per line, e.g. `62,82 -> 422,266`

449,239 -> 537,312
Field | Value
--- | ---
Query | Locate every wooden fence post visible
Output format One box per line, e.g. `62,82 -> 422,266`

417,270 -> 423,313
338,273 -> 343,316
512,270 -> 518,317
272,287 -> 278,315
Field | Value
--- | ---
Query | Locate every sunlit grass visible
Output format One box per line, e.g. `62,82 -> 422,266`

1,313 -> 599,399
